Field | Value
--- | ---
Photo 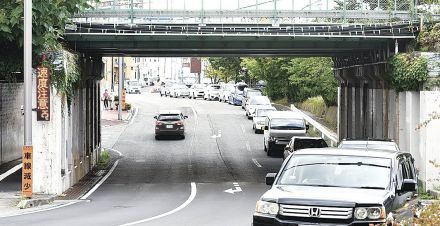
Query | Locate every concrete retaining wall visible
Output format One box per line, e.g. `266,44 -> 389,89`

0,83 -> 24,164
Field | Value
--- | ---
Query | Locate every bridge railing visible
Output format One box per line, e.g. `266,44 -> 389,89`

76,0 -> 418,23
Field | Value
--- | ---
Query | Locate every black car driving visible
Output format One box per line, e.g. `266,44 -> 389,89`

254,148 -> 417,226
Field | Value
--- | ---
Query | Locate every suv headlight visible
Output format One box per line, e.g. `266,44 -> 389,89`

354,207 -> 385,220
255,201 -> 279,215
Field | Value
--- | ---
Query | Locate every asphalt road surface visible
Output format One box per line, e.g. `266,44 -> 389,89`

1,89 -> 284,226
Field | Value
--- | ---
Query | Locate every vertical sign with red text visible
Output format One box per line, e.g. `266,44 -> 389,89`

190,58 -> 201,74
121,89 -> 126,110
22,146 -> 33,198
36,67 -> 50,121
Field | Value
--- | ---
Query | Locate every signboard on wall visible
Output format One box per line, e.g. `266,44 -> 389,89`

22,146 -> 33,198
36,67 -> 50,121
190,58 -> 201,74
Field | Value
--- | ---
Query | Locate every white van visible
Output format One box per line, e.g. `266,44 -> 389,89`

263,111 -> 309,156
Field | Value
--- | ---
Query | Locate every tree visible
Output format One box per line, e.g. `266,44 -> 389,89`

207,57 -> 241,83
284,57 -> 338,106
333,0 -> 361,10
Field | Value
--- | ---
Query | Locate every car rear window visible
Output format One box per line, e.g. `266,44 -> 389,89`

158,114 -> 181,121
294,139 -> 328,151
270,118 -> 305,130
247,91 -> 262,97
255,109 -> 274,117
250,97 -> 270,105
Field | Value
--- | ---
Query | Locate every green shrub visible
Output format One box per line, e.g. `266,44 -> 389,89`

387,53 -> 429,92
125,103 -> 132,111
96,149 -> 110,170
273,97 -> 290,107
300,96 -> 327,117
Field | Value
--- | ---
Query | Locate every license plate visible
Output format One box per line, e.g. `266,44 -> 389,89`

166,125 -> 173,129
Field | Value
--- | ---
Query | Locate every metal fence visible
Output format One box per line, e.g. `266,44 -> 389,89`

75,0 -> 418,23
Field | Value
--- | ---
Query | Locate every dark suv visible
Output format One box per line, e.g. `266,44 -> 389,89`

254,148 -> 417,226
283,136 -> 328,159
154,110 -> 188,139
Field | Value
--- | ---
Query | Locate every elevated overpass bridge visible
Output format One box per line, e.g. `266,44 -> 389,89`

65,0 -> 423,56
66,0 -> 436,141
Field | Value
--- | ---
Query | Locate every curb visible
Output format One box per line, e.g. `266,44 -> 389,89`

16,195 -> 56,209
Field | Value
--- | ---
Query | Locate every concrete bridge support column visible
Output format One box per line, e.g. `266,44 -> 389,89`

33,56 -> 103,195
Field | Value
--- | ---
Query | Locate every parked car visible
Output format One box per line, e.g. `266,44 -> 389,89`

219,84 -> 236,102
245,96 -> 272,119
228,91 -> 244,106
154,110 -> 188,139
125,80 -> 142,94
169,84 -> 190,98
338,139 -> 401,152
160,83 -> 174,97
263,111 -> 309,156
254,148 -> 418,226
204,84 -> 221,101
242,88 -> 262,109
253,106 -> 276,133
189,84 -> 206,99
283,136 -> 328,159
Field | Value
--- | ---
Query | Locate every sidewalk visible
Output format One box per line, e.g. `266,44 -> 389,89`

0,109 -> 132,217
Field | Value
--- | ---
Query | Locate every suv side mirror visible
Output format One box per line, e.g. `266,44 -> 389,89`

306,125 -> 310,130
284,145 -> 290,151
184,116 -> 188,119
154,116 -> 158,119
401,179 -> 417,192
266,173 -> 277,185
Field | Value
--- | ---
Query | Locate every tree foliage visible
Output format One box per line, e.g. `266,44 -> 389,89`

206,57 -> 241,83
0,0 -> 95,54
387,53 -> 429,92
241,57 -> 338,106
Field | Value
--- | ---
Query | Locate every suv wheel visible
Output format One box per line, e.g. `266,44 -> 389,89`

267,142 -> 274,156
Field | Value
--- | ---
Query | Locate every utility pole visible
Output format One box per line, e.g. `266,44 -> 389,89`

111,57 -> 114,92
23,0 -> 33,198
118,57 -> 123,120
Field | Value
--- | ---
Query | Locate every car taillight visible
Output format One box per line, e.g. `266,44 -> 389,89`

176,121 -> 183,126
156,121 -> 163,126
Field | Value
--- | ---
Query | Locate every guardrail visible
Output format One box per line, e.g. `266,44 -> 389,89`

290,104 -> 339,147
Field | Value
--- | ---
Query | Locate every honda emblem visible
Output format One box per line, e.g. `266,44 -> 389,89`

309,207 -> 321,217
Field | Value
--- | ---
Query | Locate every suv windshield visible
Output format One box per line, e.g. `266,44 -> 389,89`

270,118 -> 305,130
294,139 -> 328,151
279,155 -> 391,189
158,114 -> 181,121
255,109 -> 274,117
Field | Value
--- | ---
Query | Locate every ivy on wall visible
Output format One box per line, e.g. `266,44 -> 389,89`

41,50 -> 81,108
386,53 -> 429,92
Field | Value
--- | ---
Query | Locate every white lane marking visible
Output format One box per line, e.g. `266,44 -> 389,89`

252,158 -> 263,168
224,182 -> 243,195
211,130 -> 222,138
0,163 -> 22,182
128,107 -> 139,125
240,125 -> 246,133
119,182 -> 197,226
0,149 -> 123,218
245,142 -> 251,152
81,160 -> 119,200
191,106 -> 198,120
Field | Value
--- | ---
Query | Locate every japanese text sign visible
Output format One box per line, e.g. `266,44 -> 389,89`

22,146 -> 33,198
36,67 -> 50,121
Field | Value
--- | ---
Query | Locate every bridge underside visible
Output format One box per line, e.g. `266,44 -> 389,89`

67,35 -> 400,57
65,22 -> 416,57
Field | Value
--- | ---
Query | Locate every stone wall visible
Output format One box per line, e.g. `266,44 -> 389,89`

0,83 -> 24,164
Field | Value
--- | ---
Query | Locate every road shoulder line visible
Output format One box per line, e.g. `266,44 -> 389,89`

119,182 -> 197,226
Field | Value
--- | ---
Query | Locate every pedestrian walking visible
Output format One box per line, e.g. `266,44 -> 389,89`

103,89 -> 110,110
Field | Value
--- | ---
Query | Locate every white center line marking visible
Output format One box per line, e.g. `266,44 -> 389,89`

240,125 -> 246,133
245,142 -> 251,152
252,158 -> 262,168
0,164 -> 22,182
119,182 -> 197,226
